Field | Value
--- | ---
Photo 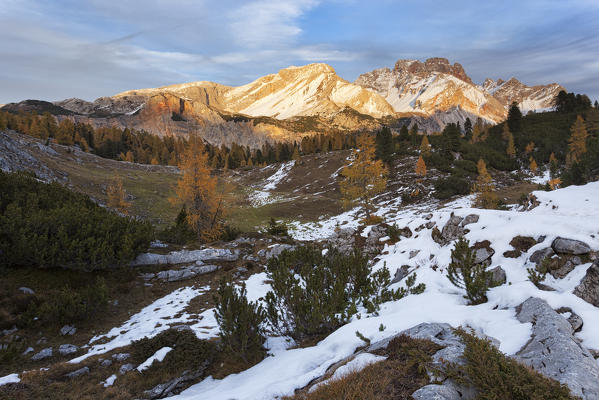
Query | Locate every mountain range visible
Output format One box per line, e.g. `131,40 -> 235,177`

1,58 -> 564,148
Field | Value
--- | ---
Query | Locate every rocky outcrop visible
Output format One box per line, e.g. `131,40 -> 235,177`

574,260 -> 599,307
257,244 -> 296,260
142,264 -> 221,282
58,344 -> 78,356
551,237 -> 591,255
433,214 -> 480,245
31,347 -> 52,361
326,227 -> 356,255
515,297 -> 599,399
130,248 -> 239,266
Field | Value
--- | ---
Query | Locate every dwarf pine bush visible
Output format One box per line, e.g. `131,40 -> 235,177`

0,171 -> 153,270
447,238 -> 491,305
214,279 -> 267,363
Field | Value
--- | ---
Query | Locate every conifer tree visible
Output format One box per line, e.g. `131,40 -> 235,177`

549,152 -> 559,178
339,134 -> 388,219
173,136 -> 223,241
506,132 -> 516,158
107,175 -> 131,215
507,102 -> 522,132
502,123 -> 511,141
399,125 -> 410,141
291,147 -> 301,161
567,115 -> 588,165
473,159 -> 499,209
375,126 -> 394,165
415,155 -> 427,178
464,117 -> 473,141
419,135 -> 431,156
447,238 -> 491,305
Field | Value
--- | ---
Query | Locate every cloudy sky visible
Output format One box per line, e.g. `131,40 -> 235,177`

1,0 -> 598,103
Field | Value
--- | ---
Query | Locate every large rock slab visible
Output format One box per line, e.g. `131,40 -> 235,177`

130,248 -> 239,266
515,297 -> 599,399
574,259 -> 599,307
551,237 -> 591,255
412,384 -> 462,400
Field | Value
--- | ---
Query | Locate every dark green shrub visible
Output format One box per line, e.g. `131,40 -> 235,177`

447,238 -> 491,305
158,206 -> 196,245
266,217 -> 288,236
22,277 -> 109,326
264,246 -> 424,340
434,175 -> 471,199
130,328 -> 217,374
445,328 -> 575,399
220,225 -> 241,242
0,171 -> 153,270
214,279 -> 267,363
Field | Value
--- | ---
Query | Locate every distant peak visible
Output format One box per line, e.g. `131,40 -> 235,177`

393,57 -> 473,84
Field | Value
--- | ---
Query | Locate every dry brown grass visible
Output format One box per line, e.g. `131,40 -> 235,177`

284,335 -> 441,400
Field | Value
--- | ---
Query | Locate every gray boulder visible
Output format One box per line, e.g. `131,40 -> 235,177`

60,325 -> 76,336
65,367 -> 89,378
440,215 -> 465,243
58,344 -> 78,356
412,384 -> 462,400
144,368 -> 207,399
550,256 -> 581,279
551,237 -> 591,255
391,265 -> 410,284
130,248 -> 239,266
119,363 -> 135,374
487,266 -> 506,286
574,260 -> 599,307
474,247 -> 494,264
515,297 -> 599,399
326,228 -> 356,255
112,353 -> 131,362
460,214 -> 479,227
529,247 -> 555,265
31,347 -> 52,361
100,359 -> 113,367
258,244 -> 296,259
155,264 -> 221,282
364,225 -> 388,254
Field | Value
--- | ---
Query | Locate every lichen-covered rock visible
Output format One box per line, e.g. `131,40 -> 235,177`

574,260 -> 599,307
487,266 -> 506,286
529,247 -> 555,265
65,367 -> 89,378
391,265 -> 410,284
441,215 -> 465,243
258,244 -> 296,259
460,214 -> 479,227
119,363 -> 135,374
60,325 -> 76,336
326,227 -> 356,255
551,237 -> 591,255
473,247 -> 494,264
515,297 -> 599,399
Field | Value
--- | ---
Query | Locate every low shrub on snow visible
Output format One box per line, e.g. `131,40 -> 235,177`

447,238 -> 491,305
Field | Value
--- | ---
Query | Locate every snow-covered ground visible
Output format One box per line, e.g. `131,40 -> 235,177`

172,181 -> 599,400
248,161 -> 295,207
70,286 -> 214,363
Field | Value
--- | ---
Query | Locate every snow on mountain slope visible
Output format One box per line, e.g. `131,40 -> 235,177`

482,77 -> 564,113
173,181 -> 599,400
223,63 -> 395,119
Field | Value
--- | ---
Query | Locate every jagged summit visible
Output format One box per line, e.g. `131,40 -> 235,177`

393,57 -> 473,85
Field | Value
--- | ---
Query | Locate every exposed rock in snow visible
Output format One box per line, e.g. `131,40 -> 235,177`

130,248 -> 239,266
515,297 -> 599,399
528,247 -> 555,265
574,260 -> 599,307
119,364 -> 135,374
60,325 -> 76,336
551,237 -> 592,255
0,373 -> 20,386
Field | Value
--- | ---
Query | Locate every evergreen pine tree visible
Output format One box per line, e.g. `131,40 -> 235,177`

399,125 -> 410,141
507,102 -> 522,132
447,238 -> 491,305
375,126 -> 394,165
464,117 -> 473,141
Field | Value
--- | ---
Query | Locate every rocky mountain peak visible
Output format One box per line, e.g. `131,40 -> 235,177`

393,57 -> 473,85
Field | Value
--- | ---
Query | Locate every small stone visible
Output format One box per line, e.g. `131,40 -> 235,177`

425,221 -> 435,229
18,287 -> 34,295
22,347 -> 34,355
60,325 -> 76,336
112,353 -> 131,362
412,383 -> 462,400
460,214 -> 479,227
31,347 -> 52,361
100,359 -> 113,367
58,344 -> 78,356
65,366 -> 89,378
423,213 -> 433,220
391,265 -> 410,284
409,250 -> 420,259
474,247 -> 494,264
529,247 -> 555,265
487,266 -> 506,287
119,363 -> 135,374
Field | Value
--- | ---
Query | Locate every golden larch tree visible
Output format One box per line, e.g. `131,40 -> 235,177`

415,155 -> 427,178
419,135 -> 431,155
107,175 -> 131,215
567,115 -> 588,165
172,137 -> 224,242
506,132 -> 516,158
529,157 -> 538,173
339,134 -> 388,218
473,158 -> 499,209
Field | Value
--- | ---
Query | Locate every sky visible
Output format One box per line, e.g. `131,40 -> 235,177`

1,0 -> 598,104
